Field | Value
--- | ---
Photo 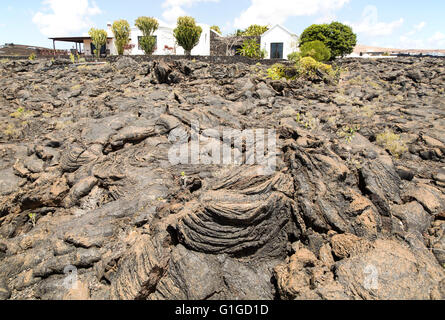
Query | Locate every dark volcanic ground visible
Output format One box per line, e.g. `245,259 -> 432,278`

0,56 -> 444,300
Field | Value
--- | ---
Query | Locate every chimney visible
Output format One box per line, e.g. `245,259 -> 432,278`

107,22 -> 112,36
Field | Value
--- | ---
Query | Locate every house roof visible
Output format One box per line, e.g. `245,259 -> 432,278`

261,24 -> 297,38
210,29 -> 222,37
130,25 -> 174,32
49,37 -> 112,43
50,19 -> 209,43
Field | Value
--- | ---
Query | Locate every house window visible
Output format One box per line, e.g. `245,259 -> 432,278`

138,36 -> 157,51
90,43 -> 106,56
270,43 -> 284,59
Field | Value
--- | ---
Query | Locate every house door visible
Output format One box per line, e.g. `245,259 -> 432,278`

271,43 -> 284,59
90,43 -> 106,56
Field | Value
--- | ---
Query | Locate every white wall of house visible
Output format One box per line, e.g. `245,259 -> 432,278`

83,39 -> 93,55
114,26 -> 180,55
104,23 -> 211,56
176,24 -> 211,56
261,25 -> 298,60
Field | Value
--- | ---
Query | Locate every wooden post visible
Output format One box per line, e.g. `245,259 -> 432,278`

53,39 -> 56,55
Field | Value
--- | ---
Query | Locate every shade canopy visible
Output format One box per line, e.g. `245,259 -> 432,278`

49,37 -> 112,43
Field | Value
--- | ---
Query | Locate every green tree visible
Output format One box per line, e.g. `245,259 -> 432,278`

210,25 -> 222,34
112,20 -> 131,55
237,38 -> 265,59
173,16 -> 203,56
300,40 -> 331,62
135,17 -> 159,55
88,28 -> 108,58
299,22 -> 356,58
241,24 -> 269,36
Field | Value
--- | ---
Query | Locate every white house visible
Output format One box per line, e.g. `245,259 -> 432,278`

50,22 -> 296,60
77,22 -> 211,56
260,25 -> 299,59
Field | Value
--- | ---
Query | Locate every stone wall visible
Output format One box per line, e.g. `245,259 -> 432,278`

0,54 -> 286,65
210,31 -> 228,56
209,33 -> 262,57
104,54 -> 285,65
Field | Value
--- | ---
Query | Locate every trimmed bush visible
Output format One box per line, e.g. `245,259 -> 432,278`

112,20 -> 131,55
287,51 -> 301,63
298,56 -> 336,80
139,37 -> 157,55
300,40 -> 331,62
135,17 -> 159,55
267,63 -> 286,80
88,28 -> 108,58
174,16 -> 203,56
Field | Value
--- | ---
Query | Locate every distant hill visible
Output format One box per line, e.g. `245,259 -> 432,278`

354,44 -> 445,55
0,43 -> 51,56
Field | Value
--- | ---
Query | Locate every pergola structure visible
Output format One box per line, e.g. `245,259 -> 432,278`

49,37 -> 113,55
50,37 -> 88,54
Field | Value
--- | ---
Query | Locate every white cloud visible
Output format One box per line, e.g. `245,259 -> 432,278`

399,31 -> 445,49
233,0 -> 350,29
32,0 -> 102,37
397,23 -> 445,49
315,12 -> 338,24
399,36 -> 425,49
162,5 -> 187,25
348,5 -> 403,36
405,21 -> 426,36
162,0 -> 219,25
427,32 -> 445,48
429,31 -> 445,42
414,21 -> 426,32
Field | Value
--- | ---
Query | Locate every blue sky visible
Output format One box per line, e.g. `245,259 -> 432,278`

1,0 -> 444,49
